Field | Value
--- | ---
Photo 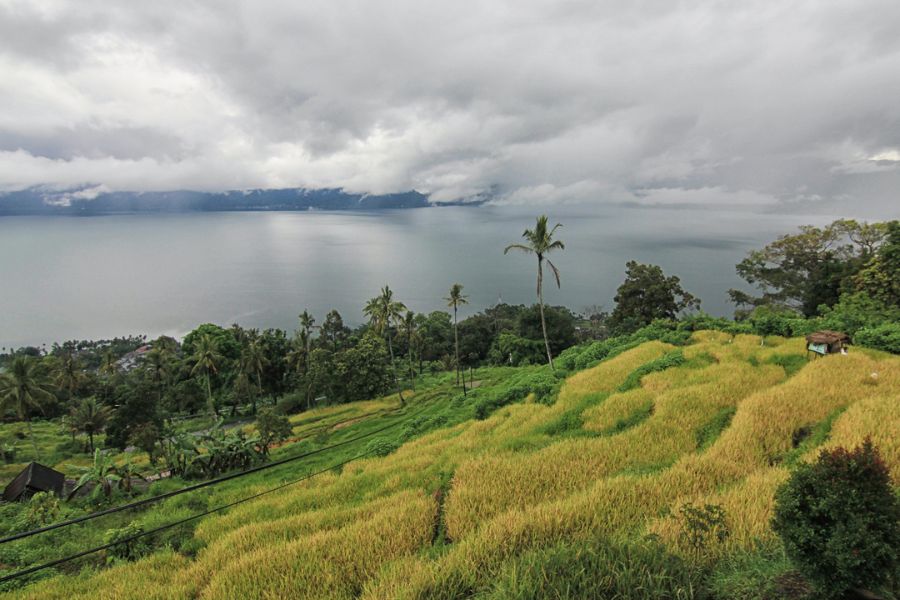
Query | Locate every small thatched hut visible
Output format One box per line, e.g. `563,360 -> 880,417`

805,330 -> 850,358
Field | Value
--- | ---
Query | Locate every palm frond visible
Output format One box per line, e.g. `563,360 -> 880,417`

546,259 -> 562,288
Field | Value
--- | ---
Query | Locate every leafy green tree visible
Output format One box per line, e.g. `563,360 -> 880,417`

854,220 -> 900,308
334,333 -> 392,402
259,328 -> 290,403
255,407 -> 293,455
190,333 -> 224,416
729,219 -> 888,316
305,348 -> 334,409
417,311 -> 453,365
321,309 -> 349,352
0,357 -> 57,459
609,261 -> 700,333
99,349 -> 119,402
516,305 -> 577,356
69,397 -> 112,452
504,215 -> 565,369
445,283 -> 469,385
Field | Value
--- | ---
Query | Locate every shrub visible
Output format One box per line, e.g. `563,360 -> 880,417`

772,439 -> 900,598
365,438 -> 399,458
20,491 -> 61,529
677,502 -> 730,562
854,322 -> 900,354
104,522 -> 149,563
275,391 -> 306,415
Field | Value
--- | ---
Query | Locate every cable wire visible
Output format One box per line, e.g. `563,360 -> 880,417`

0,401 -> 427,545
0,450 -> 374,585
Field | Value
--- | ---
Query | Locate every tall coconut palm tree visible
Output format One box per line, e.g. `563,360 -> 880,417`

298,310 -> 316,374
364,286 -> 407,402
504,215 -> 565,369
0,357 -> 57,459
143,347 -> 171,405
190,334 -> 224,416
54,352 -> 83,404
398,311 -> 420,390
444,283 -> 469,386
69,397 -> 112,452
241,339 -> 268,414
99,349 -> 118,403
364,286 -> 407,368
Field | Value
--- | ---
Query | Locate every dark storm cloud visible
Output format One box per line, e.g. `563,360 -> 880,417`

0,0 -> 898,214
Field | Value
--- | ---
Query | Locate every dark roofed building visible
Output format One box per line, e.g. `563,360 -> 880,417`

2,462 -> 65,502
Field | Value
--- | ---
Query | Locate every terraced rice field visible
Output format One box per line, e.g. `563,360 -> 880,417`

8,332 -> 900,599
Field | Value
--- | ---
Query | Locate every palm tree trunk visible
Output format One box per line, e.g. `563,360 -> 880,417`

206,372 -> 217,416
255,372 -> 262,414
454,307 -> 460,386
27,419 -> 38,461
538,257 -> 554,369
408,332 -> 415,391
88,431 -> 94,453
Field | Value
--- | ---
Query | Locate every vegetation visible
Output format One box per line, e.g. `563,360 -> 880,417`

504,215 -> 565,369
772,440 -> 900,598
0,216 -> 898,598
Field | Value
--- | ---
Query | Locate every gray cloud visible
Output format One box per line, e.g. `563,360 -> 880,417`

0,0 -> 899,214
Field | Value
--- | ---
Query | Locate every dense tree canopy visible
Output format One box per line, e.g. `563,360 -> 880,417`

609,261 -> 700,333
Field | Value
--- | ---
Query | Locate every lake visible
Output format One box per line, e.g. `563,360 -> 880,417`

0,205 -> 842,348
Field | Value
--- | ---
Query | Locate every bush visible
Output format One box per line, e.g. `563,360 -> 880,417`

104,522 -> 149,563
482,537 -> 701,600
275,391 -> 307,415
365,438 -> 399,458
854,322 -> 900,354
772,439 -> 900,598
20,492 -> 61,529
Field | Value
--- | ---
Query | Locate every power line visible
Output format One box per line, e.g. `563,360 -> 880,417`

0,401 -> 428,546
0,450 -> 374,586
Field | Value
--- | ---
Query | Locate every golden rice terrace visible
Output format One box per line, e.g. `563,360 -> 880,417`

9,332 -> 900,599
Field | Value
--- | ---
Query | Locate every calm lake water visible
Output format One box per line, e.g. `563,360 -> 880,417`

0,206 -> 843,348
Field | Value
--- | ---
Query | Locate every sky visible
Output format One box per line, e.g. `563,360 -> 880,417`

0,0 -> 899,213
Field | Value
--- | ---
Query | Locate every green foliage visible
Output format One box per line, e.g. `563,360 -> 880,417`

479,537 -> 701,600
599,400 -> 654,436
854,322 -> 900,354
333,332 -> 392,402
609,261 -> 700,333
21,492 -> 61,529
707,543 -> 804,600
618,350 -> 686,392
365,438 -> 399,458
772,440 -> 900,598
818,291 -> 900,336
854,220 -> 900,307
677,503 -> 730,562
255,407 -> 292,454
729,219 -> 888,317
695,406 -> 736,451
763,353 -> 807,378
492,332 -> 545,366
473,368 -> 562,419
104,522 -> 148,563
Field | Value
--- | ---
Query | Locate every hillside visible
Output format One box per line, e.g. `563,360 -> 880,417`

5,332 -> 899,599
0,188 -> 434,215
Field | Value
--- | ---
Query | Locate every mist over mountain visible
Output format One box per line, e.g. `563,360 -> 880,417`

0,187 -> 451,215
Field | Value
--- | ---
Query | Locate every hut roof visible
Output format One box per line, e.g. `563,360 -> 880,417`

2,462 -> 65,502
805,330 -> 850,345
